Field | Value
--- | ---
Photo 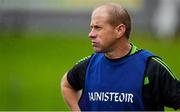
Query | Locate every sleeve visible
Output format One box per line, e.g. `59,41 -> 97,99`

143,56 -> 180,110
66,56 -> 91,91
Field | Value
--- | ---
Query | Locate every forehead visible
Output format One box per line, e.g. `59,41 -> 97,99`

90,8 -> 110,25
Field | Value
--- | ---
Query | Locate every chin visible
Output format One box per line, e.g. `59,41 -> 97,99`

95,51 -> 102,53
94,49 -> 103,53
93,47 -> 104,53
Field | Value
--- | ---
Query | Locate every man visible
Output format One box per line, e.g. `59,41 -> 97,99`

61,3 -> 180,111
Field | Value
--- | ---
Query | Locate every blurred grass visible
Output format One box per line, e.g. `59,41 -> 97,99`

0,31 -> 179,110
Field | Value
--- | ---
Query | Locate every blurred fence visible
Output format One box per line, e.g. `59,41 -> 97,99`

0,0 -> 180,37
0,0 -> 179,37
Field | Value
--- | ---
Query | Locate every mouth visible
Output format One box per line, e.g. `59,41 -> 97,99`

91,41 -> 99,47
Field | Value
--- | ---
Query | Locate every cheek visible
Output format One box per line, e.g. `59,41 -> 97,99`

101,30 -> 116,43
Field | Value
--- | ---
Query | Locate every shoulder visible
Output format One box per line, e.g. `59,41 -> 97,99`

66,55 -> 93,90
75,55 -> 92,65
68,54 -> 93,75
146,56 -> 178,80
69,55 -> 93,72
143,56 -> 180,110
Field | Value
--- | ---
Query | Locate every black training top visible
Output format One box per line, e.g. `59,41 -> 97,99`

66,45 -> 180,111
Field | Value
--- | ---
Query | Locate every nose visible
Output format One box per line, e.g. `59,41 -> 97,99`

88,29 -> 96,38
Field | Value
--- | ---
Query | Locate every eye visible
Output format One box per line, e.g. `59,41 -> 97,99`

90,25 -> 102,31
94,25 -> 102,30
94,25 -> 100,29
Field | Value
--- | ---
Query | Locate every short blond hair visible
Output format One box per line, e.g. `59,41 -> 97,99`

94,3 -> 131,39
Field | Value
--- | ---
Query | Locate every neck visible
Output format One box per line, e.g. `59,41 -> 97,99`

105,41 -> 131,59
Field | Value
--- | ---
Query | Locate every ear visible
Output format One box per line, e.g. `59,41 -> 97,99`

115,24 -> 126,38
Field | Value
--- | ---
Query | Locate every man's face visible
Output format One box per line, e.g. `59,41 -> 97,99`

89,9 -> 118,53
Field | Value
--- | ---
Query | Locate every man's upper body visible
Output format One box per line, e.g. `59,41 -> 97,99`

66,44 -> 180,111
61,3 -> 180,111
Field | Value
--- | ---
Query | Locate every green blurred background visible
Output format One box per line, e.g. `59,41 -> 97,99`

0,0 -> 180,111
0,31 -> 179,110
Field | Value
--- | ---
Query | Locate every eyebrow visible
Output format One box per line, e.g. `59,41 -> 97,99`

90,24 -> 103,28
